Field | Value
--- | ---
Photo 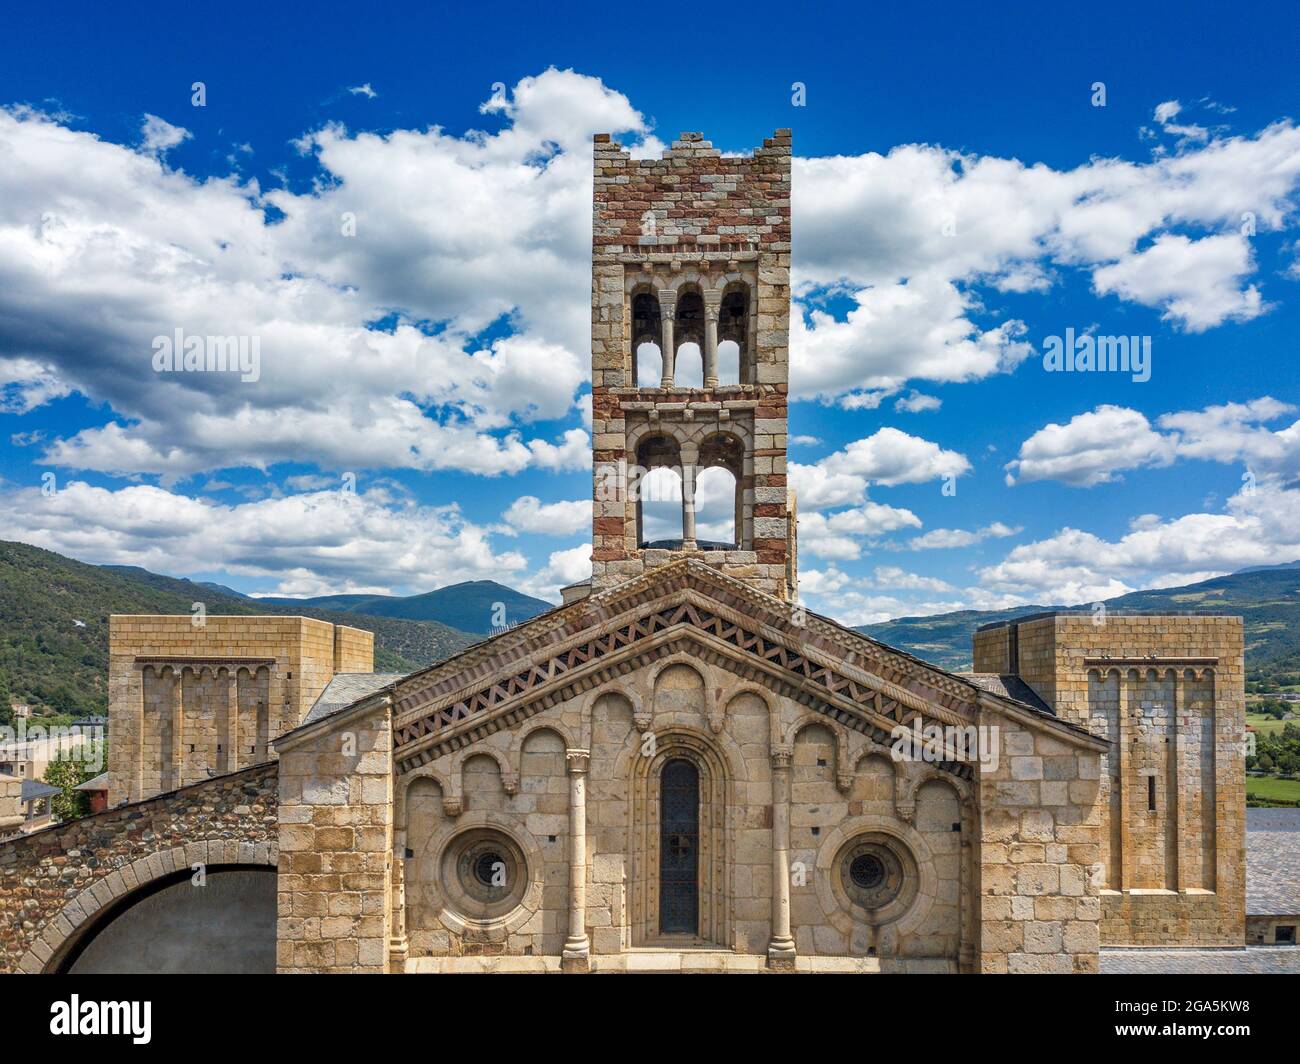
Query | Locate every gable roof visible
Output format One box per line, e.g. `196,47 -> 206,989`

369,558 -> 1104,772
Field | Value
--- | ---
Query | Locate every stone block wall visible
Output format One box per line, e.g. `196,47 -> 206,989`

976,702 -> 1105,974
275,699 -> 394,973
389,655 -> 1075,973
1246,915 -> 1298,944
334,625 -> 375,672
108,615 -> 375,806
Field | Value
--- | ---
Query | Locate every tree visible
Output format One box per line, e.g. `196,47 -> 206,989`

43,757 -> 90,823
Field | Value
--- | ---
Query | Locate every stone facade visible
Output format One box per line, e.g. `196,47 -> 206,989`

108,615 -> 374,806
973,613 -> 1246,946
265,559 -> 1108,974
590,131 -> 794,599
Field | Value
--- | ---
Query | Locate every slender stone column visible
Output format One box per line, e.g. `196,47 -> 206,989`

132,665 -> 145,803
170,668 -> 185,791
562,749 -> 591,972
1171,670 -> 1184,892
658,290 -> 677,387
767,744 -> 797,969
224,670 -> 239,774
389,832 -> 409,973
1117,670 -> 1133,890
703,292 -> 721,387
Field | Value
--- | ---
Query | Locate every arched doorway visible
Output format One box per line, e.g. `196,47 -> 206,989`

659,758 -> 699,934
56,865 -> 277,974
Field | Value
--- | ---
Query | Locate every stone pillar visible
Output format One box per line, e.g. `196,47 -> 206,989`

1171,670 -> 1184,892
562,748 -> 591,972
132,665 -> 145,803
703,291 -> 721,387
389,830 -> 409,973
224,670 -> 239,775
767,744 -> 797,969
680,441 -> 698,551
658,290 -> 676,387
170,668 -> 185,791
1117,671 -> 1133,890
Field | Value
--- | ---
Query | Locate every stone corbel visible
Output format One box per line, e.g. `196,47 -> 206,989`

501,771 -> 520,796
441,795 -> 463,817
836,770 -> 853,795
896,798 -> 915,824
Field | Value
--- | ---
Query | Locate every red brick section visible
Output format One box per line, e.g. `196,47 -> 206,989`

0,763 -> 277,972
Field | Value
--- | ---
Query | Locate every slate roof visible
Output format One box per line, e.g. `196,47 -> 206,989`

957,673 -> 1054,716
1246,807 -> 1300,916
1101,947 -> 1300,974
305,673 -> 407,725
20,779 -> 59,802
284,560 -> 1105,750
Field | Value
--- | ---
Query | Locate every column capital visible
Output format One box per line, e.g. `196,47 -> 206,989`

703,288 -> 723,310
656,287 -> 678,308
565,748 -> 591,775
771,743 -> 793,769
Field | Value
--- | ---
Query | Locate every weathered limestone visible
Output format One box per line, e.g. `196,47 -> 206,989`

973,613 -> 1246,948
274,696 -> 394,973
108,615 -> 374,806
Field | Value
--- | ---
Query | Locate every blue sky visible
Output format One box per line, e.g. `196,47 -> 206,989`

1,1 -> 1299,622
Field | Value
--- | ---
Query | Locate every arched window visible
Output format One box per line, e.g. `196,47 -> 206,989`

659,758 -> 699,935
698,432 -> 745,549
695,466 -> 739,548
719,284 -> 750,383
675,342 -> 703,388
636,342 -> 663,388
635,433 -> 684,548
715,340 -> 740,386
638,467 -> 683,546
631,289 -> 662,386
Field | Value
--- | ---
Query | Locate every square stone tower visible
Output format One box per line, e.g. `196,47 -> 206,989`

589,129 -> 795,599
973,612 -> 1246,946
107,615 -> 374,806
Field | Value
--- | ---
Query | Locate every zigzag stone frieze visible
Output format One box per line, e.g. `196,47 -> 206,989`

391,585 -> 981,776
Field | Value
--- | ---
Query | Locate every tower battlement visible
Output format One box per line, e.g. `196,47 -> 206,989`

589,130 -> 795,599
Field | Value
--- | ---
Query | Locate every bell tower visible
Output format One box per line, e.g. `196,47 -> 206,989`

589,129 -> 795,599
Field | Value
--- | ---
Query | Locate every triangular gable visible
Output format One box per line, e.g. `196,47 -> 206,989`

379,559 -> 1102,774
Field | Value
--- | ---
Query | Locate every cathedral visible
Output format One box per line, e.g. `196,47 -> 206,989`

2,129 -> 1247,976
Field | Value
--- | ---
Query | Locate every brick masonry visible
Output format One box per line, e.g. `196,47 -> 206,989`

589,130 -> 795,599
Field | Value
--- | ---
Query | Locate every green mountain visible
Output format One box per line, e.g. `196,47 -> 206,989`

856,565 -> 1300,677
255,580 -> 553,635
0,541 -> 481,717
